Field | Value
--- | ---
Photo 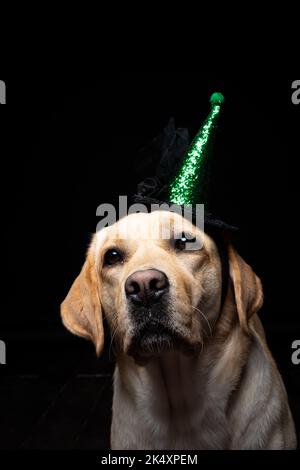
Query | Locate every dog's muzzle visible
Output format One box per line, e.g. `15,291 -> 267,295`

125,269 -> 200,362
125,269 -> 172,359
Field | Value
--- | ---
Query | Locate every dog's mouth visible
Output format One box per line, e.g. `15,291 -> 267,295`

127,322 -> 199,364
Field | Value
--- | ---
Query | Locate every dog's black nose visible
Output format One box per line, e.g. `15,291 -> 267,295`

125,269 -> 169,305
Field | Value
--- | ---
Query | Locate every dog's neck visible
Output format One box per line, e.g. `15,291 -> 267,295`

140,351 -> 200,426
116,350 -> 201,433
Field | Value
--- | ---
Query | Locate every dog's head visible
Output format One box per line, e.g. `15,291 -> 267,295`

61,211 -> 263,363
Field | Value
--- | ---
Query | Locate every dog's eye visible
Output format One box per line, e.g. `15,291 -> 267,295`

175,234 -> 197,251
104,249 -> 123,266
175,234 -> 196,251
175,237 -> 188,251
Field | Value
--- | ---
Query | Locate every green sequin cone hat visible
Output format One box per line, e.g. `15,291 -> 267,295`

133,91 -> 237,231
168,92 -> 225,206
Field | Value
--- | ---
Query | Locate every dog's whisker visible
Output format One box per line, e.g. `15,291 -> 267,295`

192,305 -> 213,337
109,322 -> 122,360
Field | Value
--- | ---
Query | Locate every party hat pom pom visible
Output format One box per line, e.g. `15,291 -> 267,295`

210,92 -> 225,106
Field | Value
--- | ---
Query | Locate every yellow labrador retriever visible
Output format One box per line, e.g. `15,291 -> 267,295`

61,211 -> 296,450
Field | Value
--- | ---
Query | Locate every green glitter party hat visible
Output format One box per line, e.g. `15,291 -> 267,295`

168,92 -> 225,206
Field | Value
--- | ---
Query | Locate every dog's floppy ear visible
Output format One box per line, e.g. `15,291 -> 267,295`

61,248 -> 104,356
228,244 -> 264,333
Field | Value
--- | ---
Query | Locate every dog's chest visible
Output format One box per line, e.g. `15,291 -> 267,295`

112,354 -> 230,450
142,374 -> 229,449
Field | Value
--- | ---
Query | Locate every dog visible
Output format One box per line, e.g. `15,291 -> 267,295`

61,211 -> 297,449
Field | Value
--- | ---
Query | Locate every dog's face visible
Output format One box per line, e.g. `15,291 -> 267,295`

96,211 -> 221,361
61,211 -> 263,362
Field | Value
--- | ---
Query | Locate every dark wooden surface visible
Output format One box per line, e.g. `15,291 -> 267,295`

0,327 -> 299,450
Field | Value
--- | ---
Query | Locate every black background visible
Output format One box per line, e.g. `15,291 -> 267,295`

0,78 -> 299,451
